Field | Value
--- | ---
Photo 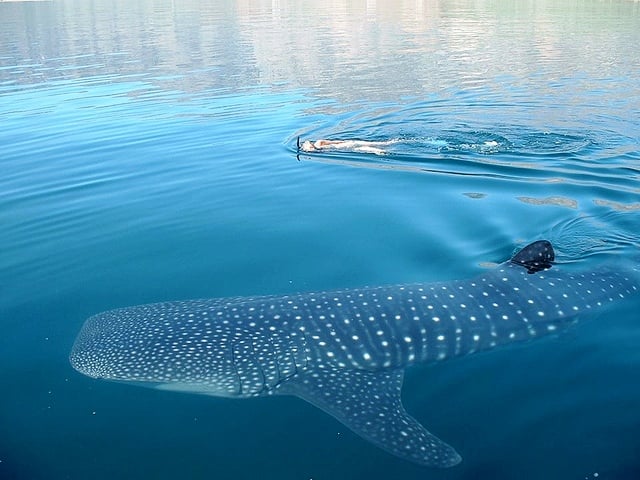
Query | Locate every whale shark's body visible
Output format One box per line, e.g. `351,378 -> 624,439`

70,241 -> 639,467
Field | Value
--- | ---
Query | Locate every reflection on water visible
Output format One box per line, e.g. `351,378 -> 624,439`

2,0 -> 640,101
517,195 -> 578,209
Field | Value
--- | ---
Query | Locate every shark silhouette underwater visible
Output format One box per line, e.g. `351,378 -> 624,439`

70,240 -> 639,467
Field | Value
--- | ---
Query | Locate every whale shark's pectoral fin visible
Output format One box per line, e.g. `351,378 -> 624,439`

277,367 -> 462,468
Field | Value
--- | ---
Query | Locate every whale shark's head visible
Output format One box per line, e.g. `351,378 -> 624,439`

69,303 -> 248,397
70,298 -> 308,398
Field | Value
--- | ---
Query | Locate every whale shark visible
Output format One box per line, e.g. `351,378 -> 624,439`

70,240 -> 639,467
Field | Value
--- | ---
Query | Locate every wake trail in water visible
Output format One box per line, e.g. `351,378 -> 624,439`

293,129 -> 638,195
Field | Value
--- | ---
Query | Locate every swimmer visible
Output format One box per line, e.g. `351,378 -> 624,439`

297,137 -> 398,155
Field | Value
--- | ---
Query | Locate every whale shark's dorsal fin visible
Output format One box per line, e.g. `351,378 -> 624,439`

510,240 -> 555,274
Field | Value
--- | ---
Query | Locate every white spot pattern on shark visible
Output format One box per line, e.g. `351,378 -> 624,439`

70,241 -> 639,467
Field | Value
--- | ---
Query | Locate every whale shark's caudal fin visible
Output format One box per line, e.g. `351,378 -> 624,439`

510,240 -> 555,274
278,367 -> 462,467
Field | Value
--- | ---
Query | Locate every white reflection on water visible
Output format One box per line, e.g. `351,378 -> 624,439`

1,0 -> 639,103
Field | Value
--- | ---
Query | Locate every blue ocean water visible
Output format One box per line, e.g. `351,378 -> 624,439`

1,1 -> 639,479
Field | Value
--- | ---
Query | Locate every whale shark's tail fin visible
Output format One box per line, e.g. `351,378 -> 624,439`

510,240 -> 555,274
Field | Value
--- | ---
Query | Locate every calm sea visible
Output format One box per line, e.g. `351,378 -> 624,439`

1,1 -> 639,479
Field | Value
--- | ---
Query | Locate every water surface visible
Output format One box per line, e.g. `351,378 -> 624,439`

1,1 -> 639,479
